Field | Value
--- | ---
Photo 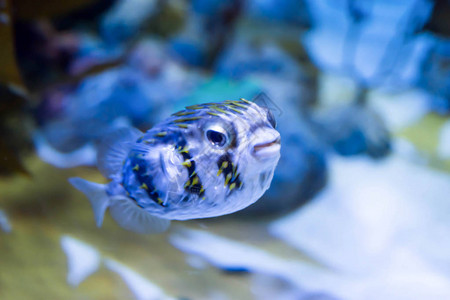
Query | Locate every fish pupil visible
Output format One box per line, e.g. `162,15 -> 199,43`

207,130 -> 226,147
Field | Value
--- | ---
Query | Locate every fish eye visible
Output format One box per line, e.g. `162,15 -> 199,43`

205,125 -> 229,148
266,109 -> 276,128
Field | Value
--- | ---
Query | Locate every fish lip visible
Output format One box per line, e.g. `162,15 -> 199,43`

252,137 -> 281,159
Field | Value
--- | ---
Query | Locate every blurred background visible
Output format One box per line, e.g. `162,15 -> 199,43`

1,0 -> 449,299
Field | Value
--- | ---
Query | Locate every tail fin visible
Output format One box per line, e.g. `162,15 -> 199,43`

69,177 -> 110,227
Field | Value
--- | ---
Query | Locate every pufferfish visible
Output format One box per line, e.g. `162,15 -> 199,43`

69,97 -> 281,234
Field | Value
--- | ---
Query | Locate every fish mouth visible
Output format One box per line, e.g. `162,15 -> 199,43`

252,136 -> 281,160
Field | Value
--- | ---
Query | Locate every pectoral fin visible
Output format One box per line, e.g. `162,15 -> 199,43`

97,127 -> 143,179
109,196 -> 171,234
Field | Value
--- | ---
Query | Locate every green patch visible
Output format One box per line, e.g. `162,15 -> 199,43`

396,113 -> 450,173
396,113 -> 447,154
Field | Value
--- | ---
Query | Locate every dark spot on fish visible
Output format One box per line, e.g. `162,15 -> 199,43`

229,122 -> 238,149
217,153 -> 242,193
180,195 -> 190,202
259,171 -> 270,190
176,138 -> 205,197
125,156 -> 167,207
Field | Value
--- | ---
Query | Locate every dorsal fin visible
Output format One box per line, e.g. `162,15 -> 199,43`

97,127 -> 143,179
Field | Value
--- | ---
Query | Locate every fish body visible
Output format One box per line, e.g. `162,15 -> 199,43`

70,98 -> 281,233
